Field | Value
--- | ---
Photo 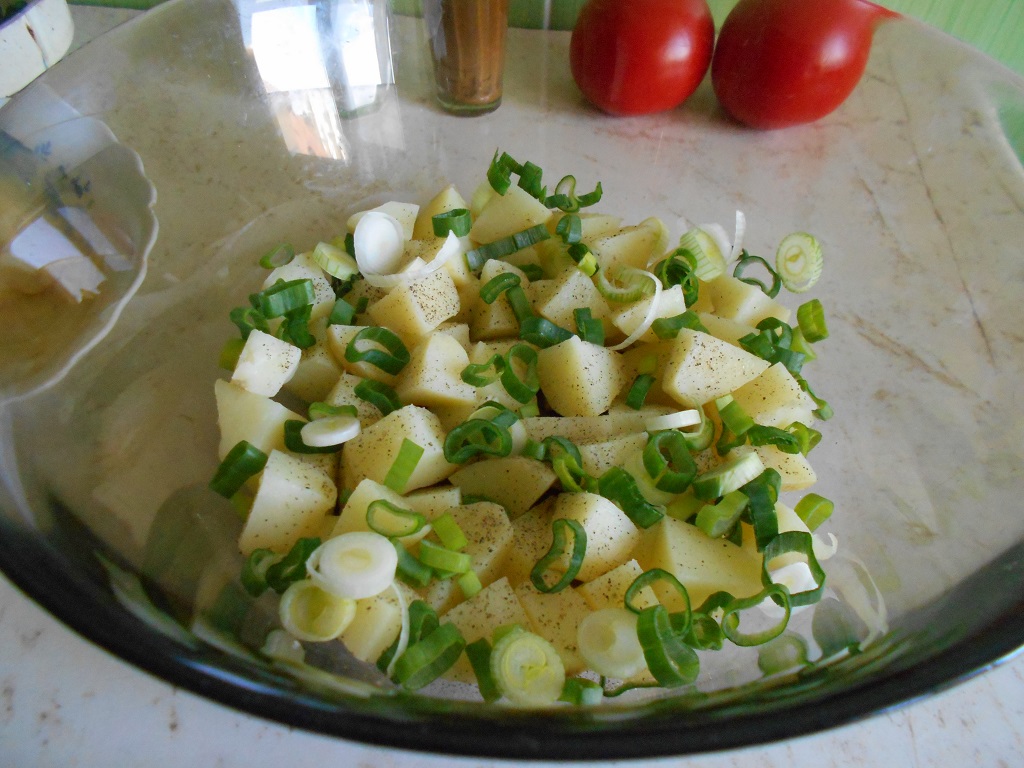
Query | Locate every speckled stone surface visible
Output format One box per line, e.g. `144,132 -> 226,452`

1,5 -> 1023,766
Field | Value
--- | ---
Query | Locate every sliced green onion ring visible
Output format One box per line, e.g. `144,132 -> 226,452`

636,605 -> 700,688
694,490 -> 749,539
462,353 -> 504,387
721,584 -> 792,647
644,408 -> 702,432
519,316 -> 574,348
797,298 -> 829,342
490,627 -> 566,706
366,499 -> 427,538
650,310 -> 708,340
625,374 -> 655,410
306,531 -> 398,599
279,580 -> 356,642
383,438 -> 424,492
312,241 -> 359,280
444,419 -> 513,463
354,378 -> 402,415
487,150 -> 522,195
432,208 -> 472,237
255,278 -> 316,318
308,402 -> 359,420
465,224 -> 551,272
465,638 -> 501,703
345,326 -> 410,375
480,272 -> 522,304
677,228 -> 727,281
642,430 -> 697,493
794,492 -> 834,531
209,440 -> 268,498
259,243 -> 295,270
597,466 -> 664,528
555,213 -> 582,243
283,419 -> 345,454
762,531 -> 827,607
776,232 -> 823,293
595,265 -> 657,304
393,622 -> 466,690
576,607 -> 646,679
733,251 -> 782,298
742,469 -> 782,552
501,344 -> 541,403
530,518 -> 586,594
625,568 -> 691,631
418,539 -> 473,574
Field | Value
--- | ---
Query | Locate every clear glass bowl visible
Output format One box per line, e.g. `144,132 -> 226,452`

1,0 -> 1023,758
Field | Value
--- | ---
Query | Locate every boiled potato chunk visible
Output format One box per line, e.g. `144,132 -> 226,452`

283,336 -> 341,403
576,558 -> 659,612
469,185 -> 551,244
754,444 -> 817,491
551,492 -> 641,582
425,501 -> 514,613
448,456 -> 556,518
731,362 -> 817,428
534,268 -> 612,333
323,371 -> 385,428
230,330 -> 301,397
470,260 -> 529,341
412,184 -> 470,240
214,379 -> 302,459
395,333 -> 477,411
537,336 -> 627,417
612,284 -> 687,343
340,581 -> 420,663
403,484 -> 462,518
238,450 -> 336,555
703,274 -> 791,327
588,217 -> 669,271
578,433 -> 647,478
632,517 -> 763,607
502,499 -> 556,586
330,478 -> 419,540
696,312 -> 758,348
326,324 -> 398,385
262,252 -> 336,322
340,405 -> 455,492
660,329 -> 770,407
441,577 -> 530,683
522,407 -> 672,445
366,267 -> 460,342
515,582 -> 591,674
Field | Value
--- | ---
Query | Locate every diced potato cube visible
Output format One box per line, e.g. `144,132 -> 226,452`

395,333 -> 477,411
283,321 -> 341,403
403,484 -> 462,519
425,501 -> 514,613
434,321 -> 472,348
515,582 -> 591,674
537,336 -> 627,417
612,284 -> 687,343
576,559 -> 658,612
441,577 -> 530,683
215,379 -> 301,459
534,268 -> 612,332
703,274 -> 791,327
230,330 -> 300,397
589,217 -> 669,271
551,492 -> 640,582
340,405 -> 455,492
501,500 -> 556,586
470,260 -> 529,341
238,450 -> 336,555
331,477 -> 415,538
340,581 -> 420,663
326,324 -> 398,385
731,362 -> 817,428
578,433 -> 647,478
412,184 -> 469,240
632,517 -> 763,607
323,371 -> 384,429
366,268 -> 460,342
470,185 -> 551,244
521,407 -> 673,445
697,312 -> 758,348
448,455 -> 557,518
754,444 -> 817,491
660,329 -> 770,407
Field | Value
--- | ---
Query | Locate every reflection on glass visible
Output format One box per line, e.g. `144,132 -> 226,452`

241,0 -> 398,160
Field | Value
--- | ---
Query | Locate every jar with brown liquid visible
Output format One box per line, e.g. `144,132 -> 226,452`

422,0 -> 510,115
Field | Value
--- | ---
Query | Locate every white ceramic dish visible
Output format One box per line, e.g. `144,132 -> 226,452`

0,0 -> 74,100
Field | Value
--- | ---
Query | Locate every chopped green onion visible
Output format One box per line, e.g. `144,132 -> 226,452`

354,378 -> 402,415
794,493 -> 834,531
255,278 -> 316,318
306,532 -> 398,599
733,251 -> 782,298
328,297 -> 357,326
219,337 -> 245,371
746,424 -> 803,454
465,224 -> 551,271
677,228 -> 727,281
550,450 -> 594,494
720,584 -> 791,646
776,232 -> 823,293
465,638 -> 501,703
283,419 -> 345,454
229,306 -> 269,340
490,627 -> 566,706
432,511 -> 469,551
432,208 -> 472,237
544,175 -> 603,212
308,402 -> 359,420
595,265 -> 657,303
461,354 -> 504,387
762,531 -> 826,607
394,539 -> 434,588
642,430 -> 697,493
741,469 -> 782,552
597,467 -> 665,528
517,160 -> 546,199
757,633 -> 810,675
209,440 -> 268,498
576,608 -> 646,679
559,677 -> 604,706
487,150 -> 522,195
573,307 -> 605,345
555,213 -> 582,243
519,316 -> 574,348
677,407 -> 715,452
796,298 -> 829,342
265,537 -> 322,594
692,449 -> 765,500
457,569 -> 483,600
480,272 -> 523,304
383,438 -> 424,492
378,599 -> 439,674
278,579 -> 356,642
393,622 -> 466,690
530,518 -> 586,593
443,419 -> 513,463
797,374 -> 833,420
277,304 -> 316,349
636,605 -> 700,688
786,421 -> 822,455
624,374 -> 655,410
665,490 -> 705,521
694,490 -> 749,538
312,241 -> 359,279
345,326 -> 410,376
625,568 -> 691,629
366,499 -> 427,538
240,549 -> 279,597
259,243 -> 295,270
500,344 -> 541,403
651,311 -> 708,340
811,597 -> 862,658
567,242 -> 598,276
519,263 -> 546,281
653,248 -> 700,306
418,539 -> 472,574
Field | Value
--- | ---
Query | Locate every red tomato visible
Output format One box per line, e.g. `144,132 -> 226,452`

570,0 -> 715,116
711,0 -> 899,129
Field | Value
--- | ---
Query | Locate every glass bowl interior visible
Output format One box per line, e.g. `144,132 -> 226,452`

1,0 -> 1024,759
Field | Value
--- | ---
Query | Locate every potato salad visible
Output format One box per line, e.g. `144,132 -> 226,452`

210,150 -> 836,705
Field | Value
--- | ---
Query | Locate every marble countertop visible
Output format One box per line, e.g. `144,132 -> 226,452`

1,5 -> 1023,766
